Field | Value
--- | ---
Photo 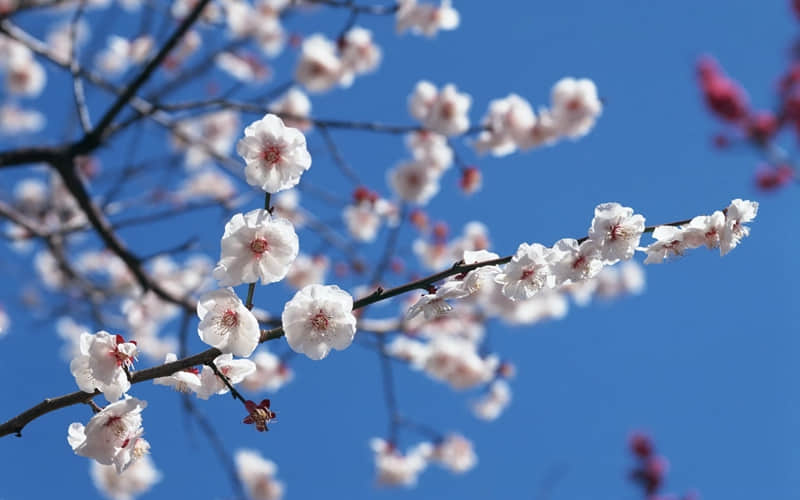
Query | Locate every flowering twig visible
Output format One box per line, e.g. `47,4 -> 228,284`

0,207 -> 735,438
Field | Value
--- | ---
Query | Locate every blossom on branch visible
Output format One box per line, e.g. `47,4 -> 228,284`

588,202 -> 646,263
237,113 -> 312,194
197,353 -> 256,399
281,284 -> 357,360
213,208 -> 300,287
370,438 -> 432,487
70,331 -> 138,402
67,397 -> 149,473
197,288 -> 260,357
152,353 -> 202,394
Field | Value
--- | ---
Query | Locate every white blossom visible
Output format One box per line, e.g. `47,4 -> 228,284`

422,83 -> 471,136
588,202 -> 645,263
0,104 -> 44,134
70,331 -> 137,402
550,77 -> 602,138
471,380 -> 511,421
237,113 -> 312,193
495,243 -> 555,300
213,209 -> 299,287
241,348 -> 293,392
431,434 -> 477,473
197,353 -> 256,399
474,94 -> 535,156
294,34 -> 344,92
281,284 -> 357,360
197,288 -> 260,357
285,253 -> 328,290
683,210 -> 725,250
421,337 -> 498,389
720,199 -> 758,256
67,397 -> 148,473
644,226 -> 688,264
343,199 -> 387,242
406,131 -> 453,171
269,87 -> 312,131
388,160 -> 441,204
386,336 -> 430,365
550,238 -> 604,285
152,353 -> 202,394
370,438 -> 432,487
90,456 -> 161,500
516,108 -> 560,150
396,0 -> 460,37
340,26 -> 381,76
235,449 -> 284,500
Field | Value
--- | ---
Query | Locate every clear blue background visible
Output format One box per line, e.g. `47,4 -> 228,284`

0,1 -> 798,499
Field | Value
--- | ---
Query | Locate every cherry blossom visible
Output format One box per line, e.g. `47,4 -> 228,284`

431,434 -> 477,473
495,243 -> 556,300
516,107 -> 561,150
269,87 -> 312,131
285,253 -> 328,290
588,202 -> 646,263
213,208 -> 300,287
388,160 -> 441,204
339,26 -> 382,76
196,353 -> 256,399
370,438 -> 432,487
172,110 -> 239,168
235,449 -> 284,500
90,456 -> 161,500
682,211 -> 725,250
720,198 -> 758,256
237,113 -> 312,193
386,336 -> 430,365
421,337 -> 498,390
343,201 -> 384,242
406,292 -> 454,320
152,353 -> 202,394
644,226 -> 689,264
0,104 -> 44,135
294,34 -> 344,92
70,331 -> 138,402
550,77 -> 603,138
281,284 -> 357,360
474,94 -> 535,156
550,238 -> 604,285
396,0 -> 460,37
418,83 -> 472,136
406,131 -> 453,171
241,348 -> 293,392
197,288 -> 260,357
471,379 -> 511,421
67,397 -> 148,473
3,45 -> 46,97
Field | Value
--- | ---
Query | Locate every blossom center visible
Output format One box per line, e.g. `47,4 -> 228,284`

262,145 -> 282,165
609,223 -> 630,241
221,309 -> 239,328
310,310 -> 330,332
250,237 -> 269,254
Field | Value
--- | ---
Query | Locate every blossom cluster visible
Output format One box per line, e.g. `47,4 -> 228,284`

295,28 -> 382,93
369,434 -> 476,487
473,77 -> 603,156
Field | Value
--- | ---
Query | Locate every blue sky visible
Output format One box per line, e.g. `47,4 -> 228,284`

1,1 -> 798,499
